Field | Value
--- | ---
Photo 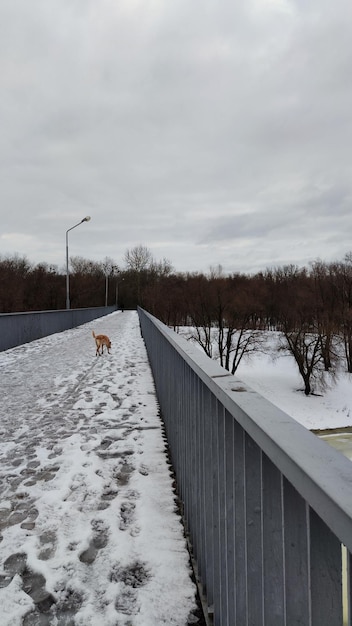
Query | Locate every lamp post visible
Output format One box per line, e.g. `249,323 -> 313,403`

110,265 -> 119,308
105,274 -> 109,307
116,277 -> 124,309
65,216 -> 91,309
102,260 -> 116,307
108,265 -> 121,308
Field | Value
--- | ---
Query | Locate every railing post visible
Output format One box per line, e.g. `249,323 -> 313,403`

262,456 -> 285,625
310,510 -> 342,624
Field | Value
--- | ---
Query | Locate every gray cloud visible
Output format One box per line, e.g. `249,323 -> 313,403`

1,0 -> 352,275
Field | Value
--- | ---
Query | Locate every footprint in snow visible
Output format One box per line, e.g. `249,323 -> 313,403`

79,518 -> 109,564
119,501 -> 136,531
38,530 -> 57,561
110,560 -> 151,587
114,462 -> 135,486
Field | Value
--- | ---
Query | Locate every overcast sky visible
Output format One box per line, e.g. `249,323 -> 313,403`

1,0 -> 352,275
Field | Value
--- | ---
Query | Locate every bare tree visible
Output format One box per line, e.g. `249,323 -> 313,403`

184,274 -> 265,372
0,254 -> 31,312
214,276 -> 265,374
124,245 -> 153,273
208,264 -> 224,279
280,326 -> 325,395
124,245 -> 154,305
310,260 -> 339,371
150,257 -> 174,278
274,264 -> 328,395
184,275 -> 215,357
70,256 -> 103,275
333,255 -> 352,373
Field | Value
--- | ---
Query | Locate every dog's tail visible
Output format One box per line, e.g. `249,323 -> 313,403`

92,331 -> 96,338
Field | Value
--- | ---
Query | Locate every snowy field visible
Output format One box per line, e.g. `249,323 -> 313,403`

237,345 -> 352,432
178,328 -> 352,432
0,311 -> 199,626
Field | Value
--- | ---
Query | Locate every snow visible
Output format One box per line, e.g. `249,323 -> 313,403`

179,329 -> 352,431
0,312 -> 198,626
2,312 -> 352,624
236,341 -> 352,431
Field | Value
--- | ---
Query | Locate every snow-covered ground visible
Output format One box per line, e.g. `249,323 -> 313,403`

0,311 -> 199,626
179,329 -> 352,432
237,345 -> 352,432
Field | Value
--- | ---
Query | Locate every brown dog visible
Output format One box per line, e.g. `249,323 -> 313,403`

92,331 -> 111,356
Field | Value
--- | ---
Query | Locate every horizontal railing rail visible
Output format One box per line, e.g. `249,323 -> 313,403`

138,307 -> 352,626
0,306 -> 116,351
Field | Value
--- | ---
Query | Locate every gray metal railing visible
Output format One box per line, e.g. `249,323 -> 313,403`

138,307 -> 352,626
0,306 -> 116,351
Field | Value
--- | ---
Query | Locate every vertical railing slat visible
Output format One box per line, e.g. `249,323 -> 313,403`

203,386 -> 215,608
211,396 -> 221,625
347,550 -> 352,626
262,454 -> 285,625
245,434 -> 263,626
234,421 -> 247,624
224,409 -> 236,625
283,479 -> 311,625
192,374 -> 201,565
197,379 -> 207,586
310,509 -> 343,625
217,402 -> 228,626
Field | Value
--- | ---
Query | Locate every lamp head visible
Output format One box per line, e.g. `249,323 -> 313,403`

82,216 -> 91,223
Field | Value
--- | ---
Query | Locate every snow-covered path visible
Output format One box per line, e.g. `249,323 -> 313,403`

0,311 -> 199,626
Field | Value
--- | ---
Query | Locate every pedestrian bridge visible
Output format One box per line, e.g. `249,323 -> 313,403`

139,307 -> 352,626
1,306 -> 352,625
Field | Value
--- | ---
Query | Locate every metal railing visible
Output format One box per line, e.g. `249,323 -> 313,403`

0,306 -> 116,352
138,307 -> 352,626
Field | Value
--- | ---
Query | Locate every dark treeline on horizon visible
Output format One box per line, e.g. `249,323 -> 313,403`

2,247 -> 352,352
3,245 -> 352,394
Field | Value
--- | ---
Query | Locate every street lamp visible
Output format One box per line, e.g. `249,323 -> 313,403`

102,260 -> 116,307
116,277 -> 124,309
65,216 -> 91,309
109,266 -> 123,309
105,273 -> 109,307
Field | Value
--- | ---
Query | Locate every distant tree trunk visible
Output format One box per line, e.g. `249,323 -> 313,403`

343,333 -> 352,373
281,328 -> 323,395
319,333 -> 333,371
230,327 -> 263,375
192,323 -> 213,358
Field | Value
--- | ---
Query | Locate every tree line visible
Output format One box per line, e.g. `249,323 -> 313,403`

143,254 -> 352,395
0,245 -> 170,313
2,246 -> 352,394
